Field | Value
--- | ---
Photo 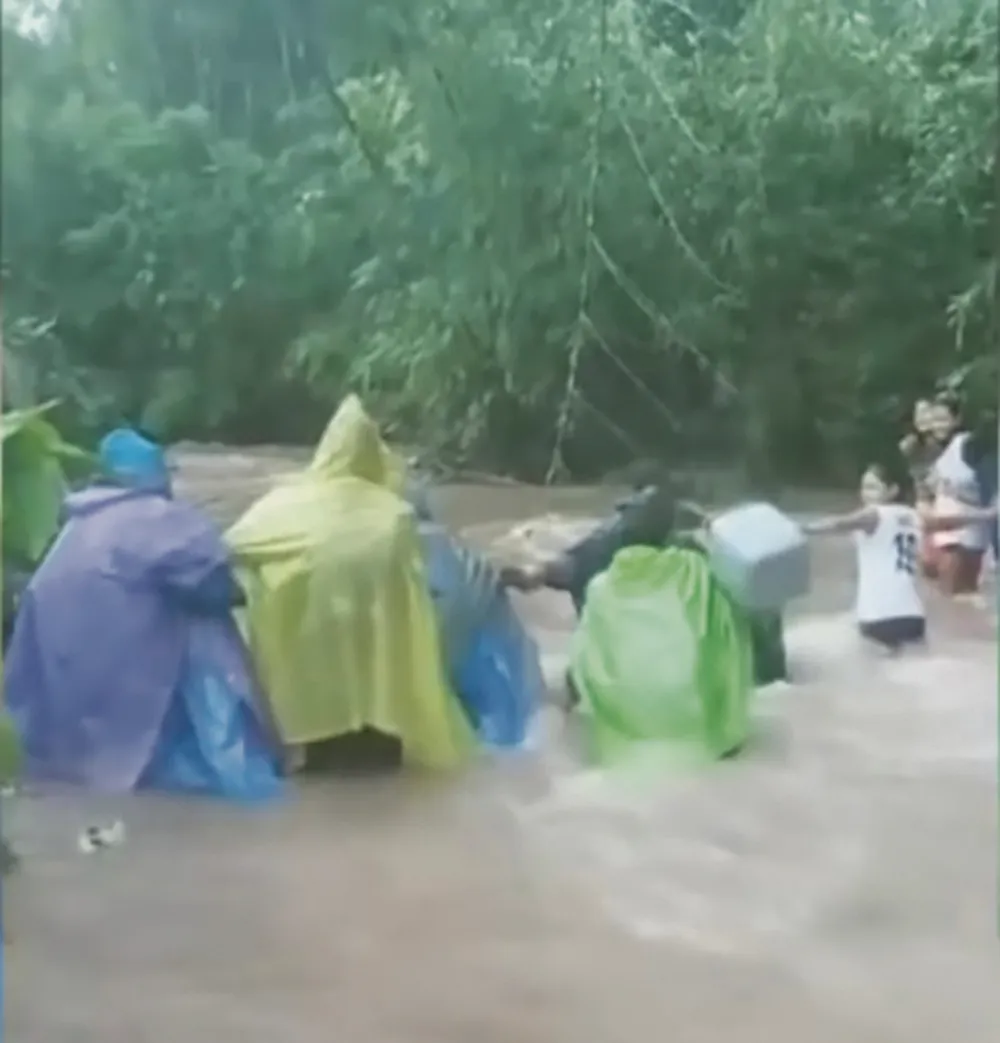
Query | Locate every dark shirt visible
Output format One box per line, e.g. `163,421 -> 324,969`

552,486 -> 678,611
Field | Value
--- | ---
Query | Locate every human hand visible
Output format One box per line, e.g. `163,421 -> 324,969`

498,562 -> 546,591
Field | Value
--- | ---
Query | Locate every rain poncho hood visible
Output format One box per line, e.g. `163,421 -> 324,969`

307,393 -> 406,488
226,396 -> 472,768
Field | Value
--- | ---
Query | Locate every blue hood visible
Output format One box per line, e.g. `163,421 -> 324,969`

99,428 -> 172,493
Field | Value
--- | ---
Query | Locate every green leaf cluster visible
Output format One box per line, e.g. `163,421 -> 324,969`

0,703 -> 21,788
2,401 -> 94,565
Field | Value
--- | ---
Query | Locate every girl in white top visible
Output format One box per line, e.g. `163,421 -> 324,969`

927,396 -> 989,595
805,460 -> 996,651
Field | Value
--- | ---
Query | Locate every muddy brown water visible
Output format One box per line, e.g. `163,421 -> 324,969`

3,448 -> 998,1043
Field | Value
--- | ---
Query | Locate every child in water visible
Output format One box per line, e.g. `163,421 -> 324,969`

805,458 -> 996,652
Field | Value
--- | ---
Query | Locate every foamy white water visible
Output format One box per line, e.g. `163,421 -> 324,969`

505,599 -> 997,966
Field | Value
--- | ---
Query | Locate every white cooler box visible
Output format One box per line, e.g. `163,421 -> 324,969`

706,501 -> 809,612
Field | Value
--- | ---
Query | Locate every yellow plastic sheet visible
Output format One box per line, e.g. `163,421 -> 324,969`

226,396 -> 473,768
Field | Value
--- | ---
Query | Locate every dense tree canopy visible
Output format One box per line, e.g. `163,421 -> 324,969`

2,0 -> 996,480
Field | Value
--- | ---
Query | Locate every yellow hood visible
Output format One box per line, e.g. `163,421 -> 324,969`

308,394 -> 405,491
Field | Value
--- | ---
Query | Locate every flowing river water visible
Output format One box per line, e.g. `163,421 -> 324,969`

3,448 -> 998,1042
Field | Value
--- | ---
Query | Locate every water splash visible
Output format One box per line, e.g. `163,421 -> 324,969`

507,609 -> 995,961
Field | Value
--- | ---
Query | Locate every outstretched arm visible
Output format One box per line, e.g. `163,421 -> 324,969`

151,501 -> 245,612
803,508 -> 878,536
499,555 -> 575,592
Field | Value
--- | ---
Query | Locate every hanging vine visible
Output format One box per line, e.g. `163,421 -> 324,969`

544,0 -> 609,484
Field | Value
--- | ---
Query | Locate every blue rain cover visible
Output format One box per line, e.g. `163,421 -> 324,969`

455,593 -> 545,748
417,515 -> 543,749
140,616 -> 283,803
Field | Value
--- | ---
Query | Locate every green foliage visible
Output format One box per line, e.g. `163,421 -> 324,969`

0,654 -> 22,859
2,0 -> 995,479
0,689 -> 19,873
1,402 -> 94,564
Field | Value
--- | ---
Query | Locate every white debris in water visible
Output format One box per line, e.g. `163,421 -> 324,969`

78,820 -> 126,854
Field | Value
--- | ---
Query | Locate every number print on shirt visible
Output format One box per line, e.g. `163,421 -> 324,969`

893,531 -> 918,575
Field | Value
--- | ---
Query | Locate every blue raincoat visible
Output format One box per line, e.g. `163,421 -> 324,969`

4,430 -> 283,799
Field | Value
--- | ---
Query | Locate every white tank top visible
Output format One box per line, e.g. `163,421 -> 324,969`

853,505 -> 925,623
931,433 -> 988,550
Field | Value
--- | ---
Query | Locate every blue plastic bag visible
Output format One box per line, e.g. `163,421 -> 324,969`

455,595 -> 545,748
140,654 -> 284,803
415,510 -> 542,747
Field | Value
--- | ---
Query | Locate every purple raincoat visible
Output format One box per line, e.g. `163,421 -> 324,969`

5,484 -> 280,795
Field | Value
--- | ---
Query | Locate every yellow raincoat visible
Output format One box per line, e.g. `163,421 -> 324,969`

226,396 -> 473,768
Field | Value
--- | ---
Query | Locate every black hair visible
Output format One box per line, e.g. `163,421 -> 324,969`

932,392 -> 962,420
617,483 -> 679,546
867,454 -> 915,503
962,411 -> 998,468
905,396 -> 935,439
620,458 -> 672,492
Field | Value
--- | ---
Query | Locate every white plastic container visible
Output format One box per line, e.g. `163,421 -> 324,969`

706,501 -> 809,611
